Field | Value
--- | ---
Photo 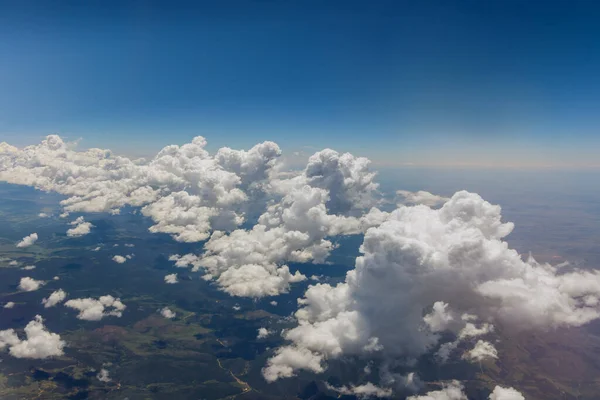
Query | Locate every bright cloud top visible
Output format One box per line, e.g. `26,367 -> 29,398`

65,295 -> 126,321
16,233 -> 38,248
42,289 -> 67,308
67,216 -> 94,237
263,191 -> 600,387
0,315 -> 65,359
18,277 -> 44,292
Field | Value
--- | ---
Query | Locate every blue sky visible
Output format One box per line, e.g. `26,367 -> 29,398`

1,0 -> 599,166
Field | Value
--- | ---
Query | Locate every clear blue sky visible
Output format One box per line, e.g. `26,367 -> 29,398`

1,0 -> 599,166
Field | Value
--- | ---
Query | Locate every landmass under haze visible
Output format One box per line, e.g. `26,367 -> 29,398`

0,136 -> 599,399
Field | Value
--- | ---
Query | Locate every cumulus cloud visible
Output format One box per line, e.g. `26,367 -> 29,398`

16,233 -> 38,248
0,315 -> 65,359
97,368 -> 111,382
21,265 -> 36,270
65,295 -> 125,321
488,386 -> 525,400
257,327 -> 272,339
396,190 -> 449,207
4,302 -> 15,309
264,191 -> 600,385
326,382 -> 393,398
463,340 -> 498,363
112,255 -> 126,264
18,277 -> 44,292
42,289 -> 67,308
160,307 -> 176,319
38,212 -> 49,218
67,216 -> 94,237
407,381 -> 466,400
164,273 -> 178,284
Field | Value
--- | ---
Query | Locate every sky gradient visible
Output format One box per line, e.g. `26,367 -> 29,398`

1,0 -> 599,167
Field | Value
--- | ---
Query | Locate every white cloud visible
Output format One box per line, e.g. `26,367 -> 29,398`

65,295 -> 126,321
16,233 -> 38,248
396,190 -> 449,207
270,301 -> 278,306
18,277 -> 44,292
38,212 -> 49,218
67,216 -> 94,237
326,382 -> 393,398
92,246 -> 101,251
42,289 -> 67,308
4,302 -> 15,309
264,191 -> 600,383
0,315 -> 65,359
9,260 -> 18,266
488,386 -> 525,400
164,273 -> 178,284
407,381 -> 467,400
97,368 -> 111,382
53,276 -> 60,281
160,307 -> 176,319
257,327 -> 272,339
112,255 -> 126,264
463,340 -> 498,362
21,265 -> 36,270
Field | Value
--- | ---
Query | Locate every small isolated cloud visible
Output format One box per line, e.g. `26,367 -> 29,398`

9,260 -> 18,266
18,277 -> 44,292
124,243 -> 135,247
257,328 -> 272,339
38,212 -> 49,218
4,302 -> 15,309
270,301 -> 278,306
59,212 -> 69,218
92,246 -> 101,251
0,315 -> 65,359
53,276 -> 60,281
97,368 -> 111,382
112,255 -> 127,264
489,386 -> 525,400
16,233 -> 38,248
463,340 -> 498,363
160,307 -> 176,319
164,273 -> 178,284
67,216 -> 94,237
396,190 -> 449,207
42,289 -> 67,308
65,295 -> 126,321
21,265 -> 36,271
232,305 -> 241,311
407,380 -> 467,400
327,382 -> 393,399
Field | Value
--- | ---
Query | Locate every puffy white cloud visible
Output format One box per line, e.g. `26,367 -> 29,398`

488,386 -> 525,400
16,233 -> 38,248
164,273 -> 178,284
97,368 -> 111,382
160,307 -> 176,319
18,277 -> 44,292
270,301 -> 278,306
407,381 -> 467,400
463,340 -> 498,362
396,190 -> 449,207
0,315 -> 65,359
67,216 -> 94,237
257,327 -> 272,339
38,212 -> 49,218
265,191 -> 600,383
42,289 -> 67,308
21,265 -> 36,270
65,295 -> 125,321
4,302 -> 15,309
326,382 -> 393,398
112,255 -> 126,264
9,260 -> 18,266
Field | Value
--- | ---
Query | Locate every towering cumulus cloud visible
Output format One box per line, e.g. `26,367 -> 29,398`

263,191 -> 600,395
